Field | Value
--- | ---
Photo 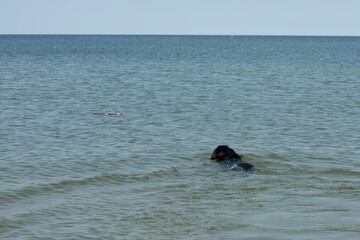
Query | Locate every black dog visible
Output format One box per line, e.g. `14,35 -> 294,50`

211,145 -> 254,171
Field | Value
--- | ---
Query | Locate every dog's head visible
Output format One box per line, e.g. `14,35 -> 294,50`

211,145 -> 242,161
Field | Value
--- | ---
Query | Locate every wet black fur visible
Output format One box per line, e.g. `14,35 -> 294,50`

211,145 -> 254,171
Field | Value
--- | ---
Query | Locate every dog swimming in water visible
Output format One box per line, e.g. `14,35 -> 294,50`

211,145 -> 254,171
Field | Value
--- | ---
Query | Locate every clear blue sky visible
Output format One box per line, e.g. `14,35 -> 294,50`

1,0 -> 359,35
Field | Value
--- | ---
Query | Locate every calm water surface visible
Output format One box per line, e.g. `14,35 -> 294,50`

1,35 -> 360,239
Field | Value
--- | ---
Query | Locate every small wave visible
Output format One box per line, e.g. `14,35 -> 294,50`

316,168 -> 360,177
0,174 -> 123,204
0,167 -> 183,204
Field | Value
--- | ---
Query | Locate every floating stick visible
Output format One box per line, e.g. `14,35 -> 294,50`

92,113 -> 125,116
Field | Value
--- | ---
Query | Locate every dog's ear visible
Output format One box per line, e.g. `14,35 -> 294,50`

211,146 -> 228,161
211,146 -> 222,159
211,147 -> 220,160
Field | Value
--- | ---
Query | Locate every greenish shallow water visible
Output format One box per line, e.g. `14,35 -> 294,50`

0,35 -> 360,239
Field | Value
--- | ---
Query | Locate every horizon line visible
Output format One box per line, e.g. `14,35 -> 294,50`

0,33 -> 359,37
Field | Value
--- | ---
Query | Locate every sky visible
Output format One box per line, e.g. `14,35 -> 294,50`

0,0 -> 359,36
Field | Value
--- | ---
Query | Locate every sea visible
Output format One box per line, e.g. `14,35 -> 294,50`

1,35 -> 359,239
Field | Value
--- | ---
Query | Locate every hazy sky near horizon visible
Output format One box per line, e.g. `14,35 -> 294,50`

1,0 -> 359,35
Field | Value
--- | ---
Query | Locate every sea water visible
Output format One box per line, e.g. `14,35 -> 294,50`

1,35 -> 359,239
